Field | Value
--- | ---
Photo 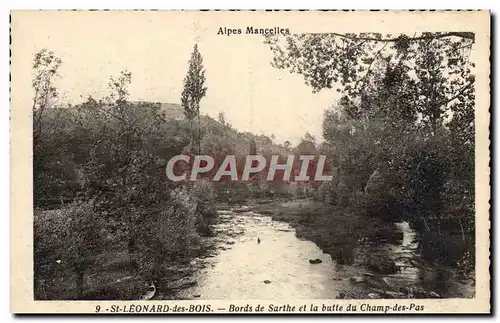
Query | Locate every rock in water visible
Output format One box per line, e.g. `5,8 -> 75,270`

309,258 -> 323,264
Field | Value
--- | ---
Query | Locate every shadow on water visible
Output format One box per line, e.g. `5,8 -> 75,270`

158,207 -> 474,300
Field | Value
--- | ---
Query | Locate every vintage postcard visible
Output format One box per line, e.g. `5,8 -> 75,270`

10,10 -> 490,314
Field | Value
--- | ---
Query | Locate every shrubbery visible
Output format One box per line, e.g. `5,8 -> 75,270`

32,51 -> 217,298
266,32 -> 476,274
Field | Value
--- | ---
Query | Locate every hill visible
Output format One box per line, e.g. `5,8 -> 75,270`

56,100 -> 290,157
158,102 -> 185,120
145,101 -> 290,156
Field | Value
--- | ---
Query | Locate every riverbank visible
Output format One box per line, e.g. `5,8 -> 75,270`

164,201 -> 473,300
34,206 -> 216,300
35,199 -> 474,300
251,199 -> 474,298
33,239 -> 208,300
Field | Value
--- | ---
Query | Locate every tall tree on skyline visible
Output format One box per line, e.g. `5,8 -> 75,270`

32,49 -> 62,151
181,44 -> 207,154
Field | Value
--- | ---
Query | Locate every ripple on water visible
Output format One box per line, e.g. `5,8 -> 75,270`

169,212 -> 473,300
176,212 -> 341,300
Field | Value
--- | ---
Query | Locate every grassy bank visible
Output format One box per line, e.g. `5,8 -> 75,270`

253,199 -> 474,298
34,200 -> 216,300
34,243 -> 207,300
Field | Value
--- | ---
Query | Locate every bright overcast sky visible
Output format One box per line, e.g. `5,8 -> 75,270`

11,11 -> 338,145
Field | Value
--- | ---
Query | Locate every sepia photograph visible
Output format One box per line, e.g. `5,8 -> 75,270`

10,10 -> 490,314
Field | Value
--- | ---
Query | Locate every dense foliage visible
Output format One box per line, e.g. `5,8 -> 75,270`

266,32 -> 476,273
181,44 -> 208,154
33,31 -> 477,299
32,47 -> 289,299
32,49 -> 219,299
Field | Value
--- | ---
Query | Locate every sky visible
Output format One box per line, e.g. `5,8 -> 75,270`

11,11 -> 339,145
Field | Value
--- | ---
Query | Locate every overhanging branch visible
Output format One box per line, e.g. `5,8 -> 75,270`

331,32 -> 475,43
434,81 -> 474,109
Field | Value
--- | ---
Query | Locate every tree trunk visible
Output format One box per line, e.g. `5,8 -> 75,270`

458,214 -> 466,243
190,119 -> 194,150
75,270 -> 84,299
197,113 -> 201,155
128,235 -> 136,266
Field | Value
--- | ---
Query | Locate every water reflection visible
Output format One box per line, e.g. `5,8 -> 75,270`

178,212 -> 338,300
168,209 -> 473,300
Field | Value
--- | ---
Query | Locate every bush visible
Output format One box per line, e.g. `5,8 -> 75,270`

135,189 -> 199,276
190,179 -> 217,236
34,202 -> 106,299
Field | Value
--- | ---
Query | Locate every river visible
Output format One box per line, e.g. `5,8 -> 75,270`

162,207 -> 474,300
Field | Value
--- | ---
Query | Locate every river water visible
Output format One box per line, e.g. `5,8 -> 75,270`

169,208 -> 473,300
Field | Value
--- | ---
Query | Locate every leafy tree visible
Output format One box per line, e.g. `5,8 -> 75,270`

108,70 -> 132,104
265,32 -> 475,128
181,44 -> 207,154
249,138 -> 257,155
217,111 -> 226,126
32,49 -> 62,150
32,48 -> 241,299
79,73 -> 168,265
34,203 -> 105,299
31,50 -> 76,206
302,132 -> 316,142
267,32 -> 476,271
295,132 -> 316,155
